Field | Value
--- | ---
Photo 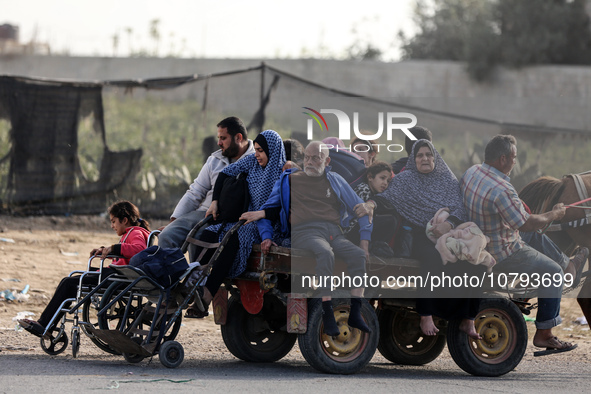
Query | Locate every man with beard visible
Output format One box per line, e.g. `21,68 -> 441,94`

158,117 -> 254,258
255,141 -> 374,336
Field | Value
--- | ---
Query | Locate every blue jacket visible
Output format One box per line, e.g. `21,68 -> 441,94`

257,167 -> 373,242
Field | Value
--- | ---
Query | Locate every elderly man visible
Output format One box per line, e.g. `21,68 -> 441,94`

461,134 -> 583,356
158,116 -> 254,290
254,141 -> 374,336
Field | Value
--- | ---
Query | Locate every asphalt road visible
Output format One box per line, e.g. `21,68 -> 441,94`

1,349 -> 590,393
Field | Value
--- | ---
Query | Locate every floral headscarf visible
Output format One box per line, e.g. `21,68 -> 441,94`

378,139 -> 466,228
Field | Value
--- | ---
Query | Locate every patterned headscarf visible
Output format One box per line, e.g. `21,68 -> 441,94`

378,139 -> 466,228
209,129 -> 286,276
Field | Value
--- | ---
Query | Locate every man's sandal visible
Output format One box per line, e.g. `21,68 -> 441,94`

533,337 -> 578,357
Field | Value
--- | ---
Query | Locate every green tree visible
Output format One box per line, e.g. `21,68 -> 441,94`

149,19 -> 161,57
400,0 -> 591,80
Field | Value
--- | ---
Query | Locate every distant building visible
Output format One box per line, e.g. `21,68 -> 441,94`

0,23 -> 50,55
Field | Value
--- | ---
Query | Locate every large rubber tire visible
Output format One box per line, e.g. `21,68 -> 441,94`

297,298 -> 379,374
221,295 -> 297,362
98,282 -> 182,344
377,308 -> 446,365
159,340 -> 185,368
447,297 -> 527,377
81,296 -> 120,355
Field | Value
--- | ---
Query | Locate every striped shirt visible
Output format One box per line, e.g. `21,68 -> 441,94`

460,164 -> 530,261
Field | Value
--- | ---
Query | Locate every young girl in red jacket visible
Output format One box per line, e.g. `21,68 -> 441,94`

19,201 -> 151,338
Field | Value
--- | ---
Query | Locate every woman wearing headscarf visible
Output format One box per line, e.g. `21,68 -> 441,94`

377,139 -> 483,339
185,130 -> 285,318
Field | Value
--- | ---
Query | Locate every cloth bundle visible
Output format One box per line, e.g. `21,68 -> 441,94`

426,208 -> 496,272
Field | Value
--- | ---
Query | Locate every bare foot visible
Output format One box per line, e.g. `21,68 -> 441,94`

459,318 -> 482,340
420,315 -> 439,336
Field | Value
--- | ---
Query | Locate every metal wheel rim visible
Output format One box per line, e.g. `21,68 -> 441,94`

469,308 -> 516,364
390,310 -> 440,356
320,306 -> 368,363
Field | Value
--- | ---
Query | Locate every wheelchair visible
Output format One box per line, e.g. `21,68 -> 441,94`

82,214 -> 243,368
37,230 -> 161,358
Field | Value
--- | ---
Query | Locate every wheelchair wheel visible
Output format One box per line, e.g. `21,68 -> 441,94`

97,282 -> 147,332
71,328 -> 80,358
81,297 -> 120,355
159,340 -> 184,368
98,282 -> 183,345
40,331 -> 68,356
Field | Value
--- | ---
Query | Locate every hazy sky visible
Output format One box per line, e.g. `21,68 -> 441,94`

1,0 -> 416,59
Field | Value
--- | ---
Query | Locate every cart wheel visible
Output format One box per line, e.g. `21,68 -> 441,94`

71,328 -> 80,358
298,298 -> 379,374
123,337 -> 146,364
82,296 -> 120,355
377,308 -> 446,365
221,295 -> 296,362
40,331 -> 68,355
159,340 -> 184,368
447,298 -> 527,377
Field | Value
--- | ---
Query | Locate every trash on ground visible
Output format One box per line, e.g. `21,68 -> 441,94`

12,311 -> 35,331
574,316 -> 588,325
1,278 -> 21,282
0,237 -> 15,243
60,249 -> 79,256
65,261 -> 83,265
0,290 -> 15,301
1,285 -> 31,302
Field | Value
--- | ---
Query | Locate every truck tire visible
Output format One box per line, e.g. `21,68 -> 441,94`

447,297 -> 527,377
221,295 -> 296,362
298,298 -> 379,374
377,307 -> 446,365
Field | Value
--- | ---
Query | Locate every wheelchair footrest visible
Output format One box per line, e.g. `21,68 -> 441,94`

86,326 -> 153,356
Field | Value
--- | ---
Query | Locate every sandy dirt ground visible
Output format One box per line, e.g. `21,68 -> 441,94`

1,214 -> 590,364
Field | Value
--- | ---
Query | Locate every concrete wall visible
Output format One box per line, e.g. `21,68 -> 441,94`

1,55 -> 591,131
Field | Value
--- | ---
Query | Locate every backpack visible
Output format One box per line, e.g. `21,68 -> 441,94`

327,149 -> 366,188
218,172 -> 250,222
129,245 -> 189,287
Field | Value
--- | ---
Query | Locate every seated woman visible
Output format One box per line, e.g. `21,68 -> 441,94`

378,139 -> 483,339
184,130 -> 285,318
18,201 -> 151,337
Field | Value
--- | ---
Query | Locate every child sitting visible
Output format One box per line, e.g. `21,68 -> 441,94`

18,200 -> 151,338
